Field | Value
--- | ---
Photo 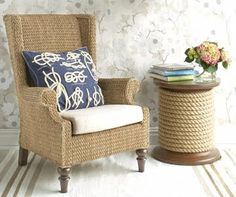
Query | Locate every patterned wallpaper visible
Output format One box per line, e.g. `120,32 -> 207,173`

0,0 -> 236,130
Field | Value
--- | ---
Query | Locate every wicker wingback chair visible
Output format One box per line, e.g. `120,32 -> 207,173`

4,14 -> 149,193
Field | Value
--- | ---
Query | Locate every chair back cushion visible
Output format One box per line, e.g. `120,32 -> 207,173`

22,47 -> 104,111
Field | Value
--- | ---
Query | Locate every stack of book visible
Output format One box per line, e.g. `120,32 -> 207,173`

149,64 -> 194,82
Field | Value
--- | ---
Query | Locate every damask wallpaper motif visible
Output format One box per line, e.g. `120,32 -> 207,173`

0,0 -> 236,130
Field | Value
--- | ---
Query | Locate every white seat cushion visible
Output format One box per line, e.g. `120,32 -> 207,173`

60,105 -> 143,135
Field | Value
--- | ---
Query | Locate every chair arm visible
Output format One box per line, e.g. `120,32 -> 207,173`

20,87 -> 72,166
21,87 -> 64,123
98,78 -> 140,105
22,87 -> 56,105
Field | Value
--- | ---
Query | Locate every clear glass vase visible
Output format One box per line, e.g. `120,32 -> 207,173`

194,67 -> 216,83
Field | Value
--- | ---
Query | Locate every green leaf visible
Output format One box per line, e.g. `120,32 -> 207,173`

195,58 -> 201,64
202,64 -> 208,70
206,66 -> 217,73
184,48 -> 190,55
198,60 -> 212,71
184,57 -> 193,63
223,61 -> 228,69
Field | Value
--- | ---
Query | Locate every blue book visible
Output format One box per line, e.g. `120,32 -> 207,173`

149,68 -> 194,76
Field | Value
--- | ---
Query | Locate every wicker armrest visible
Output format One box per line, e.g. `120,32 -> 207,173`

21,87 -> 63,123
21,87 -> 72,166
22,87 -> 56,105
98,78 -> 140,104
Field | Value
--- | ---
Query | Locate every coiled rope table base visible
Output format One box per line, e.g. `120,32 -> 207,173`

152,79 -> 221,165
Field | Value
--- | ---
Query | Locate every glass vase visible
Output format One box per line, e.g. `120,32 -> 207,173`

194,67 -> 216,83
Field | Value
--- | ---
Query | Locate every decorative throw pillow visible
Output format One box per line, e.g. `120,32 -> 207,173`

22,47 -> 104,112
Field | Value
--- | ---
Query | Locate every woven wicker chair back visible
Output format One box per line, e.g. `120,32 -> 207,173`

4,14 -> 96,91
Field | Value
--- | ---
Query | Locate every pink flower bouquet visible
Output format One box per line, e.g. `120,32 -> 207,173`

184,41 -> 230,73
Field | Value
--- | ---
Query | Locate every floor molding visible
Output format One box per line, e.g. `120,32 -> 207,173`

0,127 -> 159,148
150,127 -> 158,145
1,126 -> 235,148
0,129 -> 19,148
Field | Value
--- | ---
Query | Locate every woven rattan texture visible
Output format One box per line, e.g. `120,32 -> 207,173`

158,88 -> 214,153
98,78 -> 140,104
4,14 -> 149,167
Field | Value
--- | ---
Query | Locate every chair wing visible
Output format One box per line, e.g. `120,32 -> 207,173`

4,14 -> 96,90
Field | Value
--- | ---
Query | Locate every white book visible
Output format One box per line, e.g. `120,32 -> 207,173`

152,63 -> 194,71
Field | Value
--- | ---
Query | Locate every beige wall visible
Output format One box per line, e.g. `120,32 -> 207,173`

0,0 -> 236,129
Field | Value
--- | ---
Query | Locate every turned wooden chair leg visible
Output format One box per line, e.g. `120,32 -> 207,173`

57,167 -> 71,193
18,146 -> 28,166
136,149 -> 147,172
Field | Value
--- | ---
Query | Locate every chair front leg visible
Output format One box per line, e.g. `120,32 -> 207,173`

57,167 -> 71,193
136,149 -> 147,172
18,146 -> 28,166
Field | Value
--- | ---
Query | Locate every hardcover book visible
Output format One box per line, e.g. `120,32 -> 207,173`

152,64 -> 194,71
149,68 -> 194,76
149,73 -> 194,82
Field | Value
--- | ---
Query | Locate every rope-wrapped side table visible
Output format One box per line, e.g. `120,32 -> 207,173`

152,79 -> 221,165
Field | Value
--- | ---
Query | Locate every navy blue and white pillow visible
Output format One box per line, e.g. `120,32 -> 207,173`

22,47 -> 104,112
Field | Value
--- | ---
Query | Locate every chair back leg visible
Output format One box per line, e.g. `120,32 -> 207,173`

18,147 -> 28,166
136,149 -> 147,172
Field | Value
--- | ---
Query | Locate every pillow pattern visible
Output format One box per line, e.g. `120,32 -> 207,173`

22,47 -> 104,112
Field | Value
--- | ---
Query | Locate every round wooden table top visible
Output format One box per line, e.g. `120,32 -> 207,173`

153,78 -> 220,90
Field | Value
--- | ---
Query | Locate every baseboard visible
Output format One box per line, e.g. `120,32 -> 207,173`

149,127 -> 158,146
0,129 -> 19,148
0,127 -> 158,148
0,127 -> 235,148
